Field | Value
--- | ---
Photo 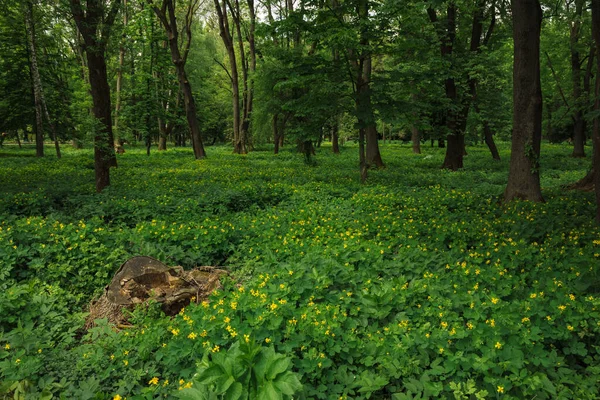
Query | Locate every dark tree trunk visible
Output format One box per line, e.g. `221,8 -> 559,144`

71,0 -> 121,192
504,0 -> 544,202
273,114 -> 280,154
214,0 -> 245,154
25,1 -> 44,158
114,0 -> 127,139
411,125 -> 421,154
483,121 -> 500,160
363,56 -> 383,168
152,0 -> 206,159
592,0 -> 600,223
572,0 -> 586,157
332,120 -> 340,154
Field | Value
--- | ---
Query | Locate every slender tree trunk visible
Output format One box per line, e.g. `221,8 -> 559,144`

411,125 -> 421,154
483,121 -> 500,160
273,114 -> 280,154
363,50 -> 383,168
504,0 -> 544,202
592,0 -> 600,222
114,0 -> 127,138
214,0 -> 243,153
572,0 -> 586,157
332,119 -> 340,154
152,0 -> 206,159
25,1 -> 44,158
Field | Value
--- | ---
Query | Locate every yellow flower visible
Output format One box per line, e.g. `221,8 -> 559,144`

15,359 -> 21,364
569,294 -> 576,301
567,325 -> 574,331
148,377 -> 159,385
495,342 -> 502,349
439,347 -> 444,354
491,297 -> 499,304
4,344 -> 9,350
171,328 -> 180,336
212,345 -> 220,353
224,317 -> 231,323
497,386 -> 504,393
184,382 -> 193,389
123,360 -> 128,366
558,305 -> 566,312
265,337 -> 271,343
163,379 -> 169,386
113,395 -> 122,400
521,317 -> 530,323
188,332 -> 197,340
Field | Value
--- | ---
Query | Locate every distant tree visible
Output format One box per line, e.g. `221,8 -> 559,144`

504,0 -> 544,202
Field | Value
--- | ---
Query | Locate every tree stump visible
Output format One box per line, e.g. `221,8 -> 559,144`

86,256 -> 227,329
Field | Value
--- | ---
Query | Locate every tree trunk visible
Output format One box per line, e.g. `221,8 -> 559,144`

114,0 -> 127,138
504,0 -> 544,202
25,1 -> 44,158
152,0 -> 206,159
273,114 -> 280,154
572,0 -> 586,157
592,0 -> 600,223
332,120 -> 340,154
70,0 -> 121,191
411,125 -> 421,154
214,0 -> 243,154
363,56 -> 384,168
483,121 -> 500,160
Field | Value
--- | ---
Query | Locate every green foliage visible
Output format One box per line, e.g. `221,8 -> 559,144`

0,144 -> 599,399
177,341 -> 302,399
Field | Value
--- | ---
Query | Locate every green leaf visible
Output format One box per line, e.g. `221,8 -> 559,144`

224,382 -> 243,400
266,355 -> 291,380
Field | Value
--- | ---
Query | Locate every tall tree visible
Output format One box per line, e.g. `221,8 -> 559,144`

24,0 -> 44,157
70,0 -> 120,192
592,0 -> 600,223
504,0 -> 544,202
151,0 -> 206,159
571,0 -> 586,157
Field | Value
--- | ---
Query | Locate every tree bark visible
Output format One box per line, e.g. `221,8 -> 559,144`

71,0 -> 121,192
152,0 -> 206,159
357,0 -> 383,169
571,0 -> 586,157
25,0 -> 44,158
332,119 -> 340,154
114,0 -> 127,138
483,121 -> 500,160
504,0 -> 544,202
214,0 -> 244,153
592,0 -> 600,223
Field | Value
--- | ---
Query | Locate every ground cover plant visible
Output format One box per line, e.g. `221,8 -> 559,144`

0,142 -> 599,399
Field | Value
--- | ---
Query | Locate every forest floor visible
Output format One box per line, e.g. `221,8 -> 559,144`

0,141 -> 599,399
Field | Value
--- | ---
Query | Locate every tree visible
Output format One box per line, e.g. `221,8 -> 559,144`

504,0 -> 544,202
592,0 -> 600,223
571,0 -> 587,157
70,0 -> 120,192
151,0 -> 206,159
24,0 -> 61,159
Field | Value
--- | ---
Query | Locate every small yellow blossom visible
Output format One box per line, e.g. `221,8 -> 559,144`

497,386 -> 504,393
4,344 -> 9,350
495,342 -> 502,349
491,297 -> 499,304
188,332 -> 197,340
521,317 -> 530,323
149,377 -> 159,385
113,395 -> 122,400
567,325 -> 574,331
265,337 -> 271,343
